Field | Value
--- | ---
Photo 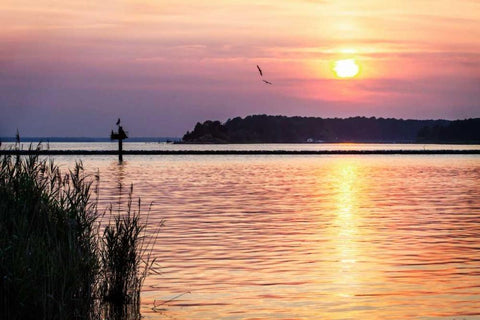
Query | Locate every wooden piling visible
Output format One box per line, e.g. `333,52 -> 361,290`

110,122 -> 128,162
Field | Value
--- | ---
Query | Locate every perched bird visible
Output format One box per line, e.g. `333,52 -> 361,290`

116,118 -> 121,125
257,65 -> 263,77
262,79 -> 272,85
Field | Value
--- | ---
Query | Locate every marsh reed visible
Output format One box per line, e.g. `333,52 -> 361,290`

0,143 -> 157,320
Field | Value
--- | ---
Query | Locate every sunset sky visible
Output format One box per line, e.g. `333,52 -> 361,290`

1,0 -> 479,137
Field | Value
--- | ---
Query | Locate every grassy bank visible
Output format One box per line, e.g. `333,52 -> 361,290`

0,148 -> 155,320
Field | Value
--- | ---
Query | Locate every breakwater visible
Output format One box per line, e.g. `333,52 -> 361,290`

1,149 -> 480,155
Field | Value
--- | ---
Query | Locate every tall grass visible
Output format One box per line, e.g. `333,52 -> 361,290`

100,188 -> 158,320
0,145 -> 157,320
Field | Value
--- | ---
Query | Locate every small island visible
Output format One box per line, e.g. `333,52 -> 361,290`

181,115 -> 480,144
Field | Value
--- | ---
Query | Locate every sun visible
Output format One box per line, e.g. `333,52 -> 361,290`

333,59 -> 360,78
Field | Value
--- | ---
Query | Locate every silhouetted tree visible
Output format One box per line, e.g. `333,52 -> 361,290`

181,115 -> 477,144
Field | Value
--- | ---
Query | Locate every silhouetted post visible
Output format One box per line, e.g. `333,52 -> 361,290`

118,130 -> 123,162
110,119 -> 128,162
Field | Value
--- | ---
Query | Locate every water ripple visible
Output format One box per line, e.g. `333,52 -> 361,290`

55,154 -> 480,319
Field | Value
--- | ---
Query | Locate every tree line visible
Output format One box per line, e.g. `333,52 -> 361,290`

182,115 -> 479,143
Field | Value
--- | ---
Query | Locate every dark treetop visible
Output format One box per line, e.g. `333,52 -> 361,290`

182,115 -> 480,144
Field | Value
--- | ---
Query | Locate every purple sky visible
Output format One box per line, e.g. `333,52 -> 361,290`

1,0 -> 479,137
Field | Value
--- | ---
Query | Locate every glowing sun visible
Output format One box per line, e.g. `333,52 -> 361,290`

333,59 -> 360,78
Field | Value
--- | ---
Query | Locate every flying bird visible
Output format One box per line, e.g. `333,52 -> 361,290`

257,65 -> 272,84
256,65 -> 263,77
116,118 -> 121,125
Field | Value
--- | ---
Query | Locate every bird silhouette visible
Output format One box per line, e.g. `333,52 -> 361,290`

257,65 -> 263,77
116,118 -> 121,125
262,79 -> 272,85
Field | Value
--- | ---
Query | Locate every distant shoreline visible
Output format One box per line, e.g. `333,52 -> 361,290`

181,116 -> 480,144
1,150 -> 479,155
0,137 -> 180,143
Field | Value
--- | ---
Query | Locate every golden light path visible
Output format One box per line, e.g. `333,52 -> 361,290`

332,161 -> 361,298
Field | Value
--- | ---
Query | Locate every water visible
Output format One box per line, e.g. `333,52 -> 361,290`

31,144 -> 480,319
5,141 -> 480,152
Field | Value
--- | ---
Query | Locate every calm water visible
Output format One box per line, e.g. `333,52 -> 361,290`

47,146 -> 480,319
5,141 -> 480,152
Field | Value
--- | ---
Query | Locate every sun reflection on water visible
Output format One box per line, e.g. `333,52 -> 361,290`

330,160 -> 364,300
65,154 -> 480,319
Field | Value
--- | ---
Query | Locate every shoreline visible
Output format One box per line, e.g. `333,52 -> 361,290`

1,150 -> 480,155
